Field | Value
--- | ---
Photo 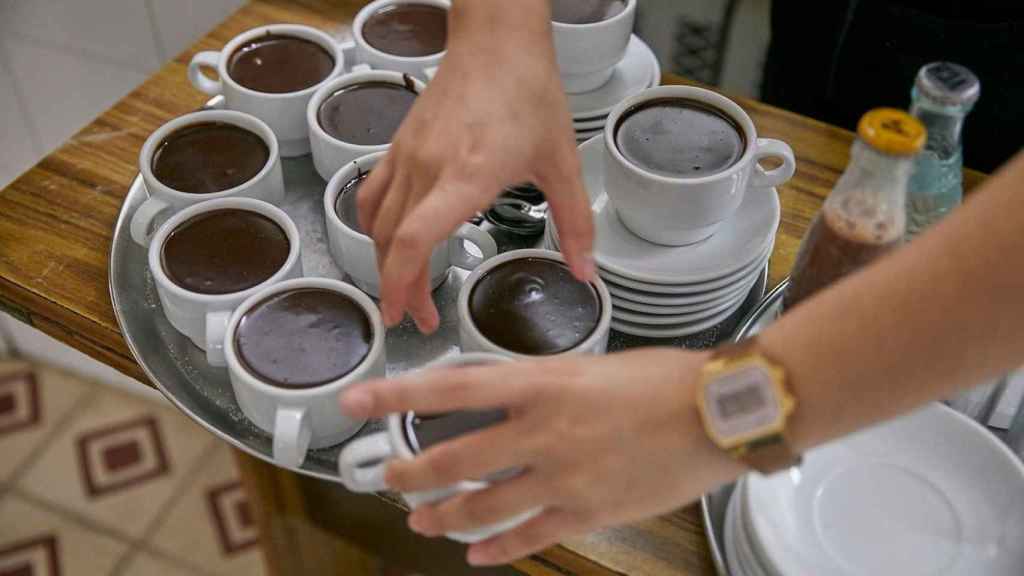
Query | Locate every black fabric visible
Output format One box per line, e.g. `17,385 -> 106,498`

762,0 -> 1024,172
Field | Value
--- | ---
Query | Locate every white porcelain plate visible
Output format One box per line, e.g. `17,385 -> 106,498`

609,276 -> 755,314
744,404 -> 1024,576
612,293 -> 743,325
609,296 -> 746,337
568,34 -> 660,120
574,116 -> 608,131
570,138 -> 780,285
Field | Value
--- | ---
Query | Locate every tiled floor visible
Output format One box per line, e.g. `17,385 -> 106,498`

0,360 -> 267,576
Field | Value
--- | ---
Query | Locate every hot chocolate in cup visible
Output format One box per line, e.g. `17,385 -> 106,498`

346,0 -> 450,80
603,86 -> 796,246
188,24 -> 347,157
458,249 -> 612,358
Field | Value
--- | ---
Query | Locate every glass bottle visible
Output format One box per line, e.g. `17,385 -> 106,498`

906,62 -> 980,239
784,108 -> 926,310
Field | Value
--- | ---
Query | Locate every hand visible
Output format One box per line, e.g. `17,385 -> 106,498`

356,0 -> 595,333
339,349 -> 745,566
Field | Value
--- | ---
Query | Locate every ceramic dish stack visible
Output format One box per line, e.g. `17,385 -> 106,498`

544,137 -> 779,338
569,35 -> 661,144
722,404 -> 1024,576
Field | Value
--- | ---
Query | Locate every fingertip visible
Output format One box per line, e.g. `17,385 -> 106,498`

339,388 -> 373,418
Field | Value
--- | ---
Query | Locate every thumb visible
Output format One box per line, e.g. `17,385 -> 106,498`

538,151 -> 596,282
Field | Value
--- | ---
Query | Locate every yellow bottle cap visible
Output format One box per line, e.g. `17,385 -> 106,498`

857,108 -> 927,156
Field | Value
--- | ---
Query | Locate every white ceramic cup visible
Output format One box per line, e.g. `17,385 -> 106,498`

339,352 -> 540,543
307,69 -> 426,181
551,0 -> 637,94
348,0 -> 450,80
188,24 -> 347,157
131,110 -> 284,247
458,249 -> 612,357
219,277 -> 386,469
148,198 -> 303,358
324,152 -> 497,297
603,85 -> 796,246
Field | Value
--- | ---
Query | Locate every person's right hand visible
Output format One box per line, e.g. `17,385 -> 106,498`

356,0 -> 595,333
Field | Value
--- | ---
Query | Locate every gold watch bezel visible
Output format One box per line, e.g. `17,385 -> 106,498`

696,354 -> 795,451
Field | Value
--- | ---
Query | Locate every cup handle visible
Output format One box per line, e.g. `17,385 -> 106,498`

448,223 -> 497,270
338,432 -> 394,492
350,63 -> 372,73
274,406 -> 312,469
129,195 -> 170,246
188,51 -> 223,95
749,138 -> 796,189
204,310 -> 232,367
338,39 -> 358,68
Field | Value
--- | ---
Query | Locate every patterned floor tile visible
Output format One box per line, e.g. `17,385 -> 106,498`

0,496 -> 128,576
0,362 -> 93,484
118,551 -> 198,576
15,386 -> 216,539
147,446 -> 265,576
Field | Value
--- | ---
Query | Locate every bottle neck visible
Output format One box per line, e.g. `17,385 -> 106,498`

910,89 -> 972,159
825,141 -> 913,241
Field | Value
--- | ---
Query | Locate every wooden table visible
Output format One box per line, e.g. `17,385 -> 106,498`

0,1 -> 986,574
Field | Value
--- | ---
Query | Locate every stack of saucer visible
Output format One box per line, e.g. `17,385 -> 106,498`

723,404 -> 1024,576
544,138 -> 778,338
569,35 -> 661,144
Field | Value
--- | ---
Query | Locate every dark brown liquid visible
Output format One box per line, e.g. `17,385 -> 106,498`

615,98 -> 746,178
161,209 -> 289,295
550,0 -> 627,24
335,172 -> 369,234
469,258 -> 601,355
227,33 -> 334,93
784,209 -> 902,309
235,288 -> 373,388
317,81 -> 417,145
362,4 -> 447,57
152,122 -> 269,194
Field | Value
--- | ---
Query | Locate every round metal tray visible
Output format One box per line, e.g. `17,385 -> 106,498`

108,97 -> 771,483
700,278 -> 787,576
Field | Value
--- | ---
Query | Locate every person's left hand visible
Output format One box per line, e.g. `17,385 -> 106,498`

339,349 -> 745,566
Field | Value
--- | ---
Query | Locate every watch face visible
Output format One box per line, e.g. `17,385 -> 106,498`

704,365 -> 782,447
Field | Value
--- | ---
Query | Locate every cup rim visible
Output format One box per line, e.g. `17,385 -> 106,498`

147,197 -> 302,303
603,85 -> 760,185
223,277 -> 387,396
139,110 -> 280,200
307,70 -> 426,150
457,249 -> 613,358
550,0 -> 637,30
215,24 -> 346,100
324,150 -> 388,241
353,0 -> 451,64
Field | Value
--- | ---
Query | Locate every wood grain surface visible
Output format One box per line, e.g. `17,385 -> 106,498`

0,1 -> 988,574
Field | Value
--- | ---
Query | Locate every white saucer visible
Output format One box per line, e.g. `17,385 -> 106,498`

612,293 -> 742,325
744,404 -> 1024,576
575,128 -> 603,141
569,34 -> 660,120
596,245 -> 770,293
724,488 -> 755,576
609,276 -> 755,314
572,138 -> 780,284
610,296 -> 746,337
574,116 -> 608,131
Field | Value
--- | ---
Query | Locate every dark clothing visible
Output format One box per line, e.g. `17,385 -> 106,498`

762,0 -> 1023,172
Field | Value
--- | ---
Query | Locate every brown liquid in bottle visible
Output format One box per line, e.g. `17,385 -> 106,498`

784,207 -> 902,310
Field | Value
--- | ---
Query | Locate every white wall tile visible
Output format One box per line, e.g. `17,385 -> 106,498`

3,37 -> 147,153
0,53 -> 41,188
0,0 -> 162,73
149,0 -> 246,61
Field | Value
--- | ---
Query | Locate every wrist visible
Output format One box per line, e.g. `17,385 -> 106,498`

448,0 -> 552,53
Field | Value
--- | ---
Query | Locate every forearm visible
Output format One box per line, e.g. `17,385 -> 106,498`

762,152 -> 1024,453
449,0 -> 552,52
